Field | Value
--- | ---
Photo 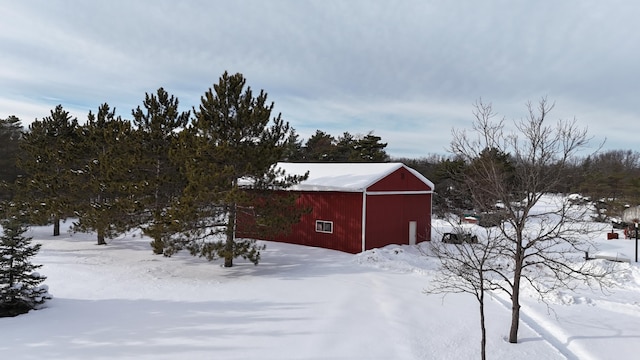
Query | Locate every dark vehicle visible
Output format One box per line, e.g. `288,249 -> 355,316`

441,232 -> 478,244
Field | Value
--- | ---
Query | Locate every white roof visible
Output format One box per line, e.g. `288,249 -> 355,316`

275,162 -> 434,192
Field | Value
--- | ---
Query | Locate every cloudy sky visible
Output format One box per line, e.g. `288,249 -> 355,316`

2,0 -> 639,158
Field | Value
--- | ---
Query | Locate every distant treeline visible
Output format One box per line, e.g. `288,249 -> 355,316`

397,149 -> 640,220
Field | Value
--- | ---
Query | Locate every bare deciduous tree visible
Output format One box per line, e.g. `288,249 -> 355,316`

440,98 -> 613,345
425,227 -> 503,360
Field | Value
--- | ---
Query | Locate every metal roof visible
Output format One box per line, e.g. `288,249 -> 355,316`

275,162 -> 434,192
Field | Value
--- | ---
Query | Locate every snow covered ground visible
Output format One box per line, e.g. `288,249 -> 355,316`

1,206 -> 639,359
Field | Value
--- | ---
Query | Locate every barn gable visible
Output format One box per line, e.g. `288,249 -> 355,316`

366,167 -> 433,192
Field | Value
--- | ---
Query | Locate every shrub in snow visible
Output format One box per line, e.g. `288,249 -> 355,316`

0,216 -> 52,317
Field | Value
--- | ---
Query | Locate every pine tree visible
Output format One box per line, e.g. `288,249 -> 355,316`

0,116 -> 24,202
334,132 -> 357,161
71,104 -> 139,245
578,150 -> 640,220
300,130 -> 389,162
17,105 -> 79,236
0,215 -> 51,317
353,132 -> 389,162
167,71 -> 307,267
280,127 -> 305,161
303,130 -> 336,161
432,156 -> 473,216
131,88 -> 190,254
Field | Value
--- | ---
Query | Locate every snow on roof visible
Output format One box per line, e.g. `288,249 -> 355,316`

275,162 -> 434,192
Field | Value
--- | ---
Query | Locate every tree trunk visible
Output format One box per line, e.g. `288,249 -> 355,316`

155,158 -> 161,210
509,231 -> 526,343
97,228 -> 107,245
224,205 -> 236,268
53,217 -> 60,236
150,235 -> 164,255
224,235 -> 233,268
480,291 -> 487,360
150,159 -> 164,255
509,259 -> 523,343
509,287 -> 521,343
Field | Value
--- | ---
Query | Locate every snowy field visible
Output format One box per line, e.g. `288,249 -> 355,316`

1,204 -> 640,359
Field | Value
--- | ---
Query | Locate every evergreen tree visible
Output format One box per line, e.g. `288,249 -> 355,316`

334,132 -> 357,161
301,130 -> 388,162
466,147 -> 517,207
578,150 -> 640,220
0,214 -> 51,317
17,105 -> 79,236
168,71 -> 307,267
353,132 -> 388,162
433,156 -> 473,216
303,130 -> 336,161
280,127 -> 305,161
72,104 -> 139,245
0,116 -> 23,202
131,88 -> 190,254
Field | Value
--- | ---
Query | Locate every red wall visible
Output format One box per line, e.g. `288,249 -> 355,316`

271,191 -> 431,253
272,191 -> 364,253
364,167 -> 432,250
365,193 -> 431,250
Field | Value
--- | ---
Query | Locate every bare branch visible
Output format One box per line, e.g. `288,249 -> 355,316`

442,98 -> 614,344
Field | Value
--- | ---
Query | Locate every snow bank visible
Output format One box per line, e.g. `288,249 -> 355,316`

353,243 -> 440,274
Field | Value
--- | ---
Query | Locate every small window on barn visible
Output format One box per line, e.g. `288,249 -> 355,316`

315,220 -> 333,234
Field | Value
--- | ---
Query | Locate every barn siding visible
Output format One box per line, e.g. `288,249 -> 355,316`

271,191 -> 364,253
365,193 -> 431,250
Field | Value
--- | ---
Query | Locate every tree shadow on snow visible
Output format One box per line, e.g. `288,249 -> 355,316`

218,241 -> 374,280
0,297 -> 313,359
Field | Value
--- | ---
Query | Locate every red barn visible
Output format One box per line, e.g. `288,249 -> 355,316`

262,162 -> 434,253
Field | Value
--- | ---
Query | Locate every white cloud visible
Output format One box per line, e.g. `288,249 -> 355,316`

1,1 -> 639,157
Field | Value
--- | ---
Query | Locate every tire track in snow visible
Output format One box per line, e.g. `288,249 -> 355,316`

368,274 -> 417,360
489,292 -> 594,360
328,273 -> 418,359
301,274 -> 407,359
591,296 -> 640,318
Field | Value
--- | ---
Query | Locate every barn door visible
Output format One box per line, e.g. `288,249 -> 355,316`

409,221 -> 417,246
